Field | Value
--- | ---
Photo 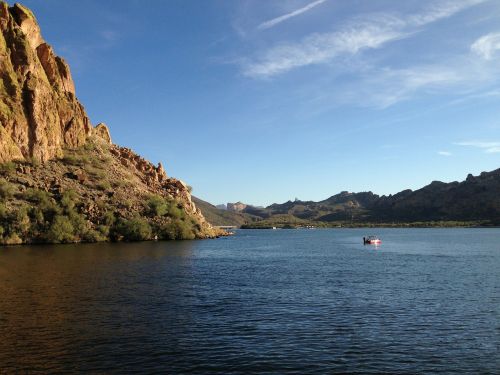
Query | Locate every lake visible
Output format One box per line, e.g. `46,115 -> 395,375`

0,228 -> 499,373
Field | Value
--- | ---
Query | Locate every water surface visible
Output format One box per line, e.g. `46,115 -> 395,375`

0,228 -> 499,373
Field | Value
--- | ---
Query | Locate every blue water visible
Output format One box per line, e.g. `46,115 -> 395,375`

0,228 -> 499,373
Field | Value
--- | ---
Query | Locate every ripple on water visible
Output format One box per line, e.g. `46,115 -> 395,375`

0,228 -> 499,373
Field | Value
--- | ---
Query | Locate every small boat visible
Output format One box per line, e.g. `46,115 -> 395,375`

363,236 -> 381,245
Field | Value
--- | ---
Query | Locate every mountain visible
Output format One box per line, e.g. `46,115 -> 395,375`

242,169 -> 500,228
192,197 -> 259,227
0,2 -> 224,244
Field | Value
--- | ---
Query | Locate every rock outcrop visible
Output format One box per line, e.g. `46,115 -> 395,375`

227,202 -> 247,212
0,2 -> 92,163
94,123 -> 112,144
0,2 -> 226,242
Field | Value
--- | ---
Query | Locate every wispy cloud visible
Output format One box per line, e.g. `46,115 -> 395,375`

243,0 -> 486,78
244,20 -> 407,78
471,32 -> 500,60
335,64 -> 463,109
438,151 -> 452,156
257,0 -> 328,30
455,141 -> 500,153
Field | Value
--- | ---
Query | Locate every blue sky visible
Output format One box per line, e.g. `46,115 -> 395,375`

21,0 -> 500,206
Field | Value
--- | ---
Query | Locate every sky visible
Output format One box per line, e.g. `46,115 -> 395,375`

20,0 -> 500,206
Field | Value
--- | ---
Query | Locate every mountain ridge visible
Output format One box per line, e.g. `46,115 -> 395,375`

209,168 -> 500,228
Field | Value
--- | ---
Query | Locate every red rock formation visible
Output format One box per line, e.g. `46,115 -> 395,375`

0,2 -> 92,163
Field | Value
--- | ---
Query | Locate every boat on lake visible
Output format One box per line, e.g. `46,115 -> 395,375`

363,236 -> 381,245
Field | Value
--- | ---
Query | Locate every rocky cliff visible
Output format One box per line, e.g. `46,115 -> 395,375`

0,2 -> 225,243
0,2 -> 91,163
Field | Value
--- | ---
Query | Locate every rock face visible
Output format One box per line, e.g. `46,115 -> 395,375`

94,123 -> 112,144
0,2 -> 224,241
0,2 -> 92,163
227,202 -> 247,212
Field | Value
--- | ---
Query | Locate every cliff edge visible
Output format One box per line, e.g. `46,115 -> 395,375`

0,2 -> 225,243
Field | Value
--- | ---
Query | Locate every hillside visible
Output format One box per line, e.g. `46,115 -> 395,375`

0,2 -> 224,244
192,197 -> 259,227
242,169 -> 500,228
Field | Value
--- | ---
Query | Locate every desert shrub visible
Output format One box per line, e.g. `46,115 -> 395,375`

97,180 -> 111,191
62,154 -> 81,166
25,157 -> 40,167
120,199 -> 133,209
3,232 -> 22,245
102,211 -> 116,226
86,166 -> 105,179
0,179 -> 15,198
147,195 -> 169,217
168,202 -> 185,220
68,211 -> 90,239
25,188 -> 50,203
0,161 -> 16,176
82,229 -> 106,242
46,215 -> 75,243
24,189 -> 60,217
83,142 -> 96,151
29,205 -> 45,224
158,219 -> 195,240
112,180 -> 130,189
60,189 -> 78,212
113,217 -> 152,241
14,206 -> 31,235
97,224 -> 111,237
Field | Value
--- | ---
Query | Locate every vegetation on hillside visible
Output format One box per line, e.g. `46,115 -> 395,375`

0,137 -> 220,245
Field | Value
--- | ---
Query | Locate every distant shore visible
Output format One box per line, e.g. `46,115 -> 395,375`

240,220 -> 497,229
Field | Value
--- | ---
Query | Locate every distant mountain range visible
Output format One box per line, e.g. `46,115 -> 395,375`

197,168 -> 500,228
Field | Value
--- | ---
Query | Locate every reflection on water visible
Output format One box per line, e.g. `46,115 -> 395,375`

0,229 -> 499,373
0,241 -> 197,373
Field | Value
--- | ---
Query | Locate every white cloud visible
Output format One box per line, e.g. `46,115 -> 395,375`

438,151 -> 452,156
407,0 -> 485,26
455,141 -> 500,153
337,65 -> 463,108
258,0 -> 328,30
244,20 -> 407,78
471,32 -> 500,60
243,0 -> 486,78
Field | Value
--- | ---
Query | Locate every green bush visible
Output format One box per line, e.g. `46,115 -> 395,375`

97,224 -> 111,237
24,189 -> 60,217
68,211 -> 90,239
82,229 -> 106,242
0,161 -> 16,176
60,189 -> 78,211
61,154 -> 81,166
168,202 -> 185,220
158,219 -> 195,240
97,180 -> 111,191
114,217 -> 152,241
83,142 -> 96,151
0,179 -> 16,198
14,206 -> 30,236
46,215 -> 75,243
102,211 -> 116,226
86,166 -> 105,180
147,195 -> 169,217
